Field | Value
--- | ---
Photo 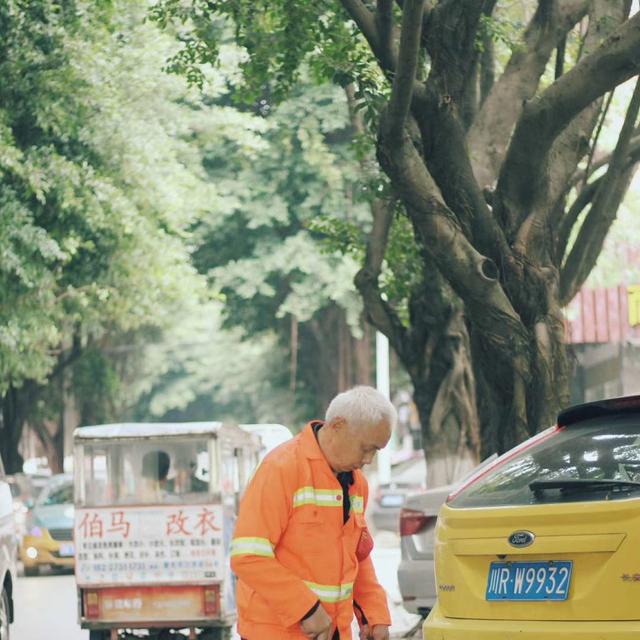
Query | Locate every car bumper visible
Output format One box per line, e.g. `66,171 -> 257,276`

398,558 -> 436,614
19,535 -> 75,568
370,508 -> 400,532
424,603 -> 640,639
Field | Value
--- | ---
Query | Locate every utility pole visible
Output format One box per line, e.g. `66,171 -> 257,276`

376,331 -> 391,485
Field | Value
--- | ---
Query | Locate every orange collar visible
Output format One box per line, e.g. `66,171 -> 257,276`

299,421 -> 325,460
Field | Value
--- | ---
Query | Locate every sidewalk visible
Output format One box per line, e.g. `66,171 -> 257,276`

371,531 -> 423,638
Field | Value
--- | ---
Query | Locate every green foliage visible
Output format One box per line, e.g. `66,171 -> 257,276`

381,213 -> 423,321
127,302 -> 306,426
190,79 -> 368,333
72,348 -> 121,425
0,0 -> 207,394
476,14 -> 524,54
307,215 -> 366,259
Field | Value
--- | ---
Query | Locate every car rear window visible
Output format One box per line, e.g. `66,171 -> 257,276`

450,415 -> 640,508
40,481 -> 73,506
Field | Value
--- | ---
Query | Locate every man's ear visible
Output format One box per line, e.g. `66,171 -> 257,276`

329,416 -> 346,431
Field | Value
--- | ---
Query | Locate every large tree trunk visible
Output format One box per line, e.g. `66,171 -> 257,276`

408,310 -> 480,486
298,304 -> 374,417
0,382 -> 36,473
31,418 -> 65,474
472,301 -> 571,457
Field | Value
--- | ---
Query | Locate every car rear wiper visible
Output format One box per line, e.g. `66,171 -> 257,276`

529,478 -> 640,497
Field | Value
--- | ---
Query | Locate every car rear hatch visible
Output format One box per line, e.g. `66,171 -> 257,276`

435,396 -> 640,622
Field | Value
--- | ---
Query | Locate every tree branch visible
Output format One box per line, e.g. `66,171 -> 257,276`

411,87 -> 512,268
407,0 -> 510,265
560,75 -> 640,304
376,0 -> 396,71
468,0 -> 590,188
386,0 -> 425,141
425,0 -> 495,102
570,133 -> 640,188
340,0 -> 385,67
555,136 -> 640,262
555,34 -> 567,80
344,84 -> 410,356
497,11 -> 640,235
355,199 -> 410,356
377,127 -> 528,354
555,175 -> 601,261
544,0 -> 630,235
479,28 -> 495,105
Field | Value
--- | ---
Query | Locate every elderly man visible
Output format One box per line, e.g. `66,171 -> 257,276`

231,386 -> 396,640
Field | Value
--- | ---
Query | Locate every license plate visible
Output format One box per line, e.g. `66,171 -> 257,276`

380,494 -> 405,508
59,543 -> 75,557
486,561 -> 572,601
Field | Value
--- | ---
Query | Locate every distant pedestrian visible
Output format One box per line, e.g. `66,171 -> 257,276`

139,449 -> 171,501
231,386 -> 396,640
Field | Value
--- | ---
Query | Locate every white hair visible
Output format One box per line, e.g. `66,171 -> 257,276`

325,385 -> 397,430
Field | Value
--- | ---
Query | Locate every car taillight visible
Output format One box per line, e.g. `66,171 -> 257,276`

399,508 -> 435,536
203,585 -> 219,616
84,590 -> 100,618
446,425 -> 564,504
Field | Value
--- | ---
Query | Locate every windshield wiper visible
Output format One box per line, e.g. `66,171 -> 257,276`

529,478 -> 640,497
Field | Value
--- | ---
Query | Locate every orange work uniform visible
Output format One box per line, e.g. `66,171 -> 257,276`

230,422 -> 391,639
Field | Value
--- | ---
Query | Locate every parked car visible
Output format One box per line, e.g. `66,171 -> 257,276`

7,473 -> 48,541
240,423 -> 293,462
424,394 -> 640,640
0,460 -> 17,638
19,474 -> 74,576
398,454 -> 497,617
370,455 -> 427,532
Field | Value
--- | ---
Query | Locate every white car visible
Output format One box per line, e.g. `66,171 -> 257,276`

240,423 -> 293,461
397,455 -> 497,616
0,460 -> 17,638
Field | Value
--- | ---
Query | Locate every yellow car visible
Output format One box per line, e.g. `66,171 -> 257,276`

424,395 -> 640,639
19,474 -> 75,576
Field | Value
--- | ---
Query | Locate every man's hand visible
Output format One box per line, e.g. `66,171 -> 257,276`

371,626 -> 390,640
300,604 -> 332,639
359,625 -> 390,640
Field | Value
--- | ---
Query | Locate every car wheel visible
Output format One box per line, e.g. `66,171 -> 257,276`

23,566 -> 38,578
0,588 -> 10,640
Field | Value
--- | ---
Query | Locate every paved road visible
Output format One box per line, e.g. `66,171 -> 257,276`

13,570 -> 85,640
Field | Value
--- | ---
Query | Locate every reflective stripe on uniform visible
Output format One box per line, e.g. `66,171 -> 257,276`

293,486 -> 342,508
304,580 -> 354,603
230,537 -> 275,558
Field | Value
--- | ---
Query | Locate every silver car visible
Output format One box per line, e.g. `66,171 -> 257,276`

397,456 -> 497,617
370,456 -> 427,532
397,484 -> 451,616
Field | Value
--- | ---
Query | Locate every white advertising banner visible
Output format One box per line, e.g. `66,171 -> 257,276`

74,504 -> 225,586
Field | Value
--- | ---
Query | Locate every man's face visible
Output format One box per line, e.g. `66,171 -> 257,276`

323,417 -> 391,472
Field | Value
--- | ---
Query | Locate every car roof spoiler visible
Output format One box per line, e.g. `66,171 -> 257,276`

558,395 -> 640,427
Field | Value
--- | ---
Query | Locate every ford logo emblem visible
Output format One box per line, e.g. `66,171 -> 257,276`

508,530 -> 535,548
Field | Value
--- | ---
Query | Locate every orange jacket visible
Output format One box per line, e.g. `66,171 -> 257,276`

230,422 -> 391,639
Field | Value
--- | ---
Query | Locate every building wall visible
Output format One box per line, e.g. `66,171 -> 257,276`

571,343 -> 640,404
